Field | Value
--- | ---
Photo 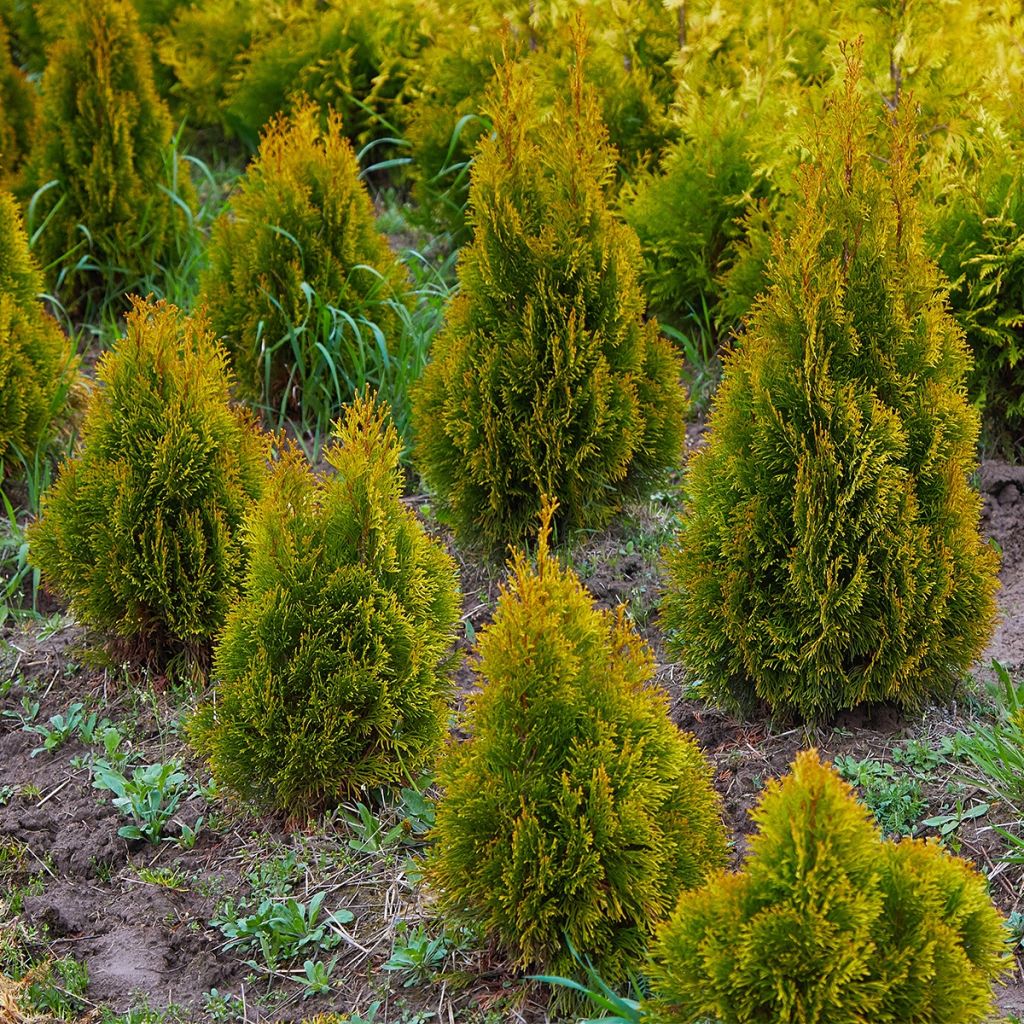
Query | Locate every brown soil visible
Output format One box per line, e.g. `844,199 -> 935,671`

1,453 -> 1023,1022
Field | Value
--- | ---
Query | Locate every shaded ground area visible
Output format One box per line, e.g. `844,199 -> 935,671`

1,454 -> 1022,1022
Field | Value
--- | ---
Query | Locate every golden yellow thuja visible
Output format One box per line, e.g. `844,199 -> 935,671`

661,48 -> 999,720
412,39 -> 687,549
428,501 -> 727,982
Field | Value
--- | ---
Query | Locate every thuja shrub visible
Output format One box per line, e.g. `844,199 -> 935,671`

412,46 -> 687,550
647,749 -> 1011,1024
188,394 -> 461,818
428,501 -> 728,982
931,158 -> 1024,453
200,101 -> 406,418
24,0 -> 195,316
660,51 -> 999,720
0,191 -> 76,467
0,17 -> 36,189
29,298 -> 268,666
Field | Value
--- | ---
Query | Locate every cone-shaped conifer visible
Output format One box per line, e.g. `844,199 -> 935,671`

200,101 -> 406,415
0,191 -> 76,469
24,0 -> 194,315
648,750 -> 1010,1024
188,394 -> 461,818
412,38 -> 687,550
428,500 -> 728,982
0,18 -> 36,189
29,299 -> 267,667
660,47 -> 998,720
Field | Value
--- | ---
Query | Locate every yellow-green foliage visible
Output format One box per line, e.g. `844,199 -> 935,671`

189,394 -> 461,817
200,101 -> 406,413
0,191 -> 76,467
661,52 -> 998,720
0,17 -> 36,189
648,750 -> 1011,1024
412,47 -> 686,549
29,298 -> 267,664
25,0 -> 194,315
428,502 -> 728,982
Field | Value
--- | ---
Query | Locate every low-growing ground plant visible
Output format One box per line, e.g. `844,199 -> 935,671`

647,749 -> 1012,1024
661,48 -> 998,720
23,0 -> 196,320
427,500 -> 728,984
189,393 -> 461,818
29,298 -> 268,671
412,40 -> 686,550
200,101 -> 407,427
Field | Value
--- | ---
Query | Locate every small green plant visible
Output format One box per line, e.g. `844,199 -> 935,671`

428,500 -> 728,982
833,754 -> 925,837
199,100 -> 407,430
383,922 -> 449,987
91,760 -> 190,843
647,749 -> 1012,1024
412,40 -> 686,550
189,394 -> 461,817
25,701 -> 107,756
29,298 -> 269,670
533,938 -> 644,1024
343,801 -> 406,854
301,957 -> 335,998
213,892 -> 353,971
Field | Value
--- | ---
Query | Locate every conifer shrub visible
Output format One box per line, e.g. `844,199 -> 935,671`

647,749 -> 1011,1024
0,191 -> 76,468
199,100 -> 406,420
428,501 -> 728,982
28,298 -> 267,666
24,0 -> 195,317
660,51 -> 999,720
0,17 -> 36,189
931,159 -> 1024,453
188,394 -> 461,818
412,47 -> 687,550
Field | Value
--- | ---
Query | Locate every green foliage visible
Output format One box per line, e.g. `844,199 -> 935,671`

28,298 -> 268,665
931,155 -> 1024,453
188,393 -> 461,818
200,101 -> 407,421
412,47 -> 686,549
91,760 -> 190,843
24,0 -> 196,318
660,51 -> 999,720
0,17 -> 36,189
0,191 -> 77,471
647,750 -> 1011,1024
427,501 -> 728,982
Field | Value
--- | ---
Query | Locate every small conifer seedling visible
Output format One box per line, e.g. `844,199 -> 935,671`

200,101 -> 406,421
24,0 -> 195,316
427,501 -> 728,982
29,298 -> 268,667
412,42 -> 687,550
0,191 -> 77,470
660,48 -> 999,720
188,394 -> 461,818
648,749 -> 1011,1024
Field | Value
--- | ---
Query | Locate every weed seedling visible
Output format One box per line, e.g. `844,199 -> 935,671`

92,760 -> 189,843
384,922 -> 450,987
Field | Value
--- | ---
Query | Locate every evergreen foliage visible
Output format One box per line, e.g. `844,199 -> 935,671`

428,501 -> 728,982
647,749 -> 1011,1024
660,50 -> 999,720
412,43 -> 687,550
188,394 -> 461,818
200,100 -> 406,416
28,298 -> 267,665
0,16 -> 36,189
24,0 -> 195,316
0,191 -> 76,468
931,155 -> 1024,453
